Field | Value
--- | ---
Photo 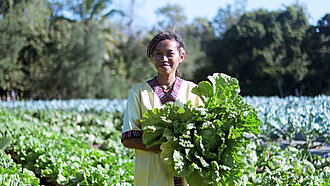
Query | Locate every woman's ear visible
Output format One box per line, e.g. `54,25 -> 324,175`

179,49 -> 185,63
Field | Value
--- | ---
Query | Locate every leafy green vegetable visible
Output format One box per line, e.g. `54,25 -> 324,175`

141,73 -> 262,185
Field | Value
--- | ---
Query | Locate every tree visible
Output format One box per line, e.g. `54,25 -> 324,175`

212,0 -> 247,37
182,17 -> 215,81
0,17 -> 26,100
64,0 -> 122,23
154,3 -> 187,31
301,14 -> 330,95
0,0 -> 127,99
0,0 -> 49,100
119,33 -> 156,87
206,6 -> 311,96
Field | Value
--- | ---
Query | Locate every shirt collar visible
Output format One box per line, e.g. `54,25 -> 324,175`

147,76 -> 182,104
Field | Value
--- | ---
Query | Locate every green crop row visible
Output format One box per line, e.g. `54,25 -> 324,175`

0,151 -> 40,186
0,108 -> 134,185
252,142 -> 329,185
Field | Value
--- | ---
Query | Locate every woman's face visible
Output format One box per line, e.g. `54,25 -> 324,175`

152,39 -> 184,76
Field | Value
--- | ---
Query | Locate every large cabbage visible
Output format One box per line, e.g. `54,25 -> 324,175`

141,73 -> 261,185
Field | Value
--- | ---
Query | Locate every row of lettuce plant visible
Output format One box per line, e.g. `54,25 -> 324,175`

253,142 -> 329,185
0,151 -> 40,186
1,136 -> 40,186
0,108 -> 134,185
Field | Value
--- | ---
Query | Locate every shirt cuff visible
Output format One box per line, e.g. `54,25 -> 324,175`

121,130 -> 143,143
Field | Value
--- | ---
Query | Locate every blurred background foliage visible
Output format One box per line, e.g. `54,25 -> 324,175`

0,0 -> 329,100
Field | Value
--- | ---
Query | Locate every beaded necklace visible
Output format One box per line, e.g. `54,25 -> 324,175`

157,78 -> 176,94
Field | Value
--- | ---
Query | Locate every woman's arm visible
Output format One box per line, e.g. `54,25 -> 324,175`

122,137 -> 161,151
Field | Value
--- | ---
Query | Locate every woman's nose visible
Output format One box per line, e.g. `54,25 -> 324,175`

162,55 -> 169,61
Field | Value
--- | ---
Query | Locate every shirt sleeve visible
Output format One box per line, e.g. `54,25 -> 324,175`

121,87 -> 143,142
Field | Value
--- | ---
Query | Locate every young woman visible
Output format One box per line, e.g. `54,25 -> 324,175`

122,31 -> 201,186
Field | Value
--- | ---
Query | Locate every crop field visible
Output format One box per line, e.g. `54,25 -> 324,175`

0,96 -> 329,185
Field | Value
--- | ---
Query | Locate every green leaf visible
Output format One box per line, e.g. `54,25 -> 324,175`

173,150 -> 194,177
160,140 -> 179,175
163,128 -> 175,141
0,137 -> 11,151
142,128 -> 166,149
192,81 -> 213,104
186,170 -> 206,186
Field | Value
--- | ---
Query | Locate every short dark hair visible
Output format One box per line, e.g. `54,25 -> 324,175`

147,31 -> 185,58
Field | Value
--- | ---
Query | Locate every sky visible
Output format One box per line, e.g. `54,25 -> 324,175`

112,0 -> 329,29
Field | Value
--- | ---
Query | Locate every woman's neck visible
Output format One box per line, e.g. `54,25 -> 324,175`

156,74 -> 176,89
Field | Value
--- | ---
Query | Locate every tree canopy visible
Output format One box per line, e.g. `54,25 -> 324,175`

0,0 -> 328,100
204,6 -> 312,96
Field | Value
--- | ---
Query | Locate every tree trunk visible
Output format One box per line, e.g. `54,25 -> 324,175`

277,79 -> 284,97
11,90 -> 16,101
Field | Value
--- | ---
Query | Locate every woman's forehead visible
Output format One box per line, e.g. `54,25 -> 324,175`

154,39 -> 179,51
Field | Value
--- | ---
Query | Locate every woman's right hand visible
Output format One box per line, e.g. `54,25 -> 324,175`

122,137 -> 161,151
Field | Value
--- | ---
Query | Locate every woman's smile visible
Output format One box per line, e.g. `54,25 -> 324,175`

158,62 -> 171,67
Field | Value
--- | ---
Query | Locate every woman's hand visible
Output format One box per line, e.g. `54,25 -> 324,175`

122,137 -> 161,151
